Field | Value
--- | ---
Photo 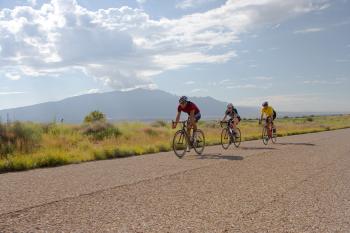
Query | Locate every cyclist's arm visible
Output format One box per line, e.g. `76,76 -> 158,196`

175,111 -> 181,123
259,111 -> 264,123
173,112 -> 181,129
222,114 -> 227,122
189,110 -> 195,125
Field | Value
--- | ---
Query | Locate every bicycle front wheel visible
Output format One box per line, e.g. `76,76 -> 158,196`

172,130 -> 188,158
221,128 -> 231,150
262,127 -> 269,145
233,128 -> 242,148
193,129 -> 205,155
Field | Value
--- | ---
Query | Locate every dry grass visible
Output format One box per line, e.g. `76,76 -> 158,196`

1,115 -> 350,173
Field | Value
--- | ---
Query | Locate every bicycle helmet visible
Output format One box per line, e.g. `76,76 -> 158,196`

262,101 -> 268,107
179,96 -> 188,104
227,103 -> 234,109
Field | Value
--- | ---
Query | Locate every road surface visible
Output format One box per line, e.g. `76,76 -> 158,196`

0,129 -> 350,232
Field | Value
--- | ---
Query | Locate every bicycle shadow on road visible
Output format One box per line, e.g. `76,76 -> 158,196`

239,146 -> 277,150
276,142 -> 316,146
196,153 -> 244,161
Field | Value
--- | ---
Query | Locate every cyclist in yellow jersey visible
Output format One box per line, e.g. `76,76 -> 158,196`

259,101 -> 276,126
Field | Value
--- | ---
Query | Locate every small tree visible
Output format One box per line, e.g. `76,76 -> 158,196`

84,111 -> 106,123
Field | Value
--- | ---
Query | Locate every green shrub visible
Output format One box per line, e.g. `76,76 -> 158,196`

306,117 -> 314,122
151,120 -> 168,128
84,111 -> 106,123
81,121 -> 121,141
43,155 -> 69,167
143,128 -> 159,137
157,143 -> 170,152
12,122 -> 42,152
0,121 -> 42,157
41,123 -> 61,135
203,121 -> 219,129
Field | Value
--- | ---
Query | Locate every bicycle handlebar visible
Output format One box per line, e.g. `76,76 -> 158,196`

172,120 -> 188,129
172,120 -> 188,124
219,121 -> 228,128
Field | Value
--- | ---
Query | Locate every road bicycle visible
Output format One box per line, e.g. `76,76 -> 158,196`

172,120 -> 205,158
220,120 -> 241,149
261,120 -> 277,145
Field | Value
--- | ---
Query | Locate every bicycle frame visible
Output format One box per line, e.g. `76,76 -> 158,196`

262,119 -> 277,145
220,120 -> 241,148
172,120 -> 205,157
173,121 -> 192,146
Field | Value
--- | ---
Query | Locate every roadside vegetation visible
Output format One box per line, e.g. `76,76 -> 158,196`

1,113 -> 350,173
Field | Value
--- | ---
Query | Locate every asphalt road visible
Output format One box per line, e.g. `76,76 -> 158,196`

0,129 -> 349,232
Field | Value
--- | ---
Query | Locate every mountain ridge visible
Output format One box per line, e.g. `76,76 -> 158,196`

0,89 -> 345,123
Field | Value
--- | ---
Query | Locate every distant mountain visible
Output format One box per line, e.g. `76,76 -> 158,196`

0,89 -> 260,123
0,89 -> 343,123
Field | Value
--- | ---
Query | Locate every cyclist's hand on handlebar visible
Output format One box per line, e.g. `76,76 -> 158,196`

172,122 -> 177,129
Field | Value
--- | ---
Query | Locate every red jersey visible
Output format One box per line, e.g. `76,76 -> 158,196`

178,101 -> 200,115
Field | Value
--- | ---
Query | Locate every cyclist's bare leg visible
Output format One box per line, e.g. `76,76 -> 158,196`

191,121 -> 198,141
232,117 -> 239,134
268,118 -> 273,137
186,125 -> 192,141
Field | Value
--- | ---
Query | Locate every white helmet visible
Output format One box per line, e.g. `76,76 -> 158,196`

227,103 -> 234,108
179,96 -> 188,104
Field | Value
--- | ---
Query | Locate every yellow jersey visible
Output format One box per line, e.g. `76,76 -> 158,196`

261,106 -> 274,118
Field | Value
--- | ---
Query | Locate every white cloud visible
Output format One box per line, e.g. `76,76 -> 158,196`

272,23 -> 280,29
0,91 -> 26,95
27,0 -> 37,7
176,0 -> 216,9
191,88 -> 201,93
294,27 -> 324,34
73,88 -> 101,96
236,94 -> 322,111
219,79 -> 231,85
5,72 -> 21,80
336,59 -> 350,63
136,0 -> 147,4
87,89 -> 100,94
185,81 -> 195,85
255,76 -> 273,81
319,3 -> 330,10
0,0 -> 329,90
153,51 -> 236,70
226,83 -> 272,89
302,79 -> 344,85
191,88 -> 208,93
227,84 -> 257,89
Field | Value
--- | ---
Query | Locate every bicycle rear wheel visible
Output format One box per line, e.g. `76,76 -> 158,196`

193,129 -> 205,155
271,127 -> 277,144
221,128 -> 230,150
233,128 -> 241,148
172,130 -> 188,158
262,127 -> 269,145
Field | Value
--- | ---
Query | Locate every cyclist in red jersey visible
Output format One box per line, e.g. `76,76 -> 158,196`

172,96 -> 201,142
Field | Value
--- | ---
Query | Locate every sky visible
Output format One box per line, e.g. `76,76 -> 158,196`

0,0 -> 349,112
